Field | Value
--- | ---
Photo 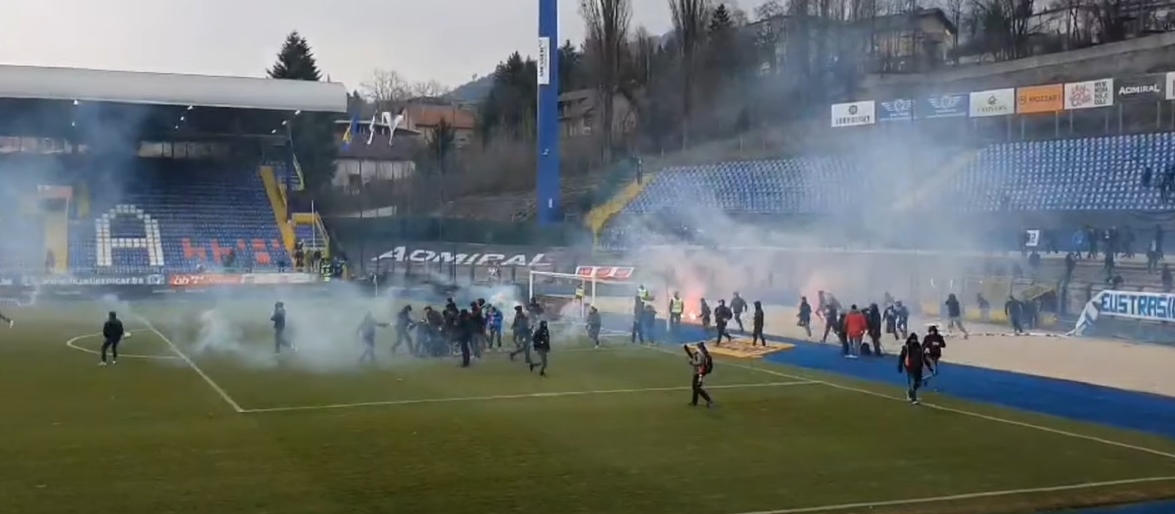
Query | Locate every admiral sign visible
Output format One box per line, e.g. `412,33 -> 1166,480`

877,98 -> 913,122
375,245 -> 551,267
1064,78 -> 1114,109
917,93 -> 968,119
830,101 -> 876,127
969,88 -> 1015,117
1116,75 -> 1163,102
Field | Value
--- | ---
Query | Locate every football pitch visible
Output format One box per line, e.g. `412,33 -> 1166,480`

3,301 -> 1175,514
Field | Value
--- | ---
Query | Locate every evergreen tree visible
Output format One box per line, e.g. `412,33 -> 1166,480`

268,32 -> 322,80
267,31 -> 334,193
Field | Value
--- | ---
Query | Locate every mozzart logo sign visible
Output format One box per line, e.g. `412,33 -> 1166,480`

374,245 -> 551,267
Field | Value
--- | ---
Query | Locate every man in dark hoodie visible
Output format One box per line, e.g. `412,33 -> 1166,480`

586,306 -> 602,348
510,305 -> 533,364
922,325 -> 947,386
457,309 -> 474,367
713,299 -> 734,346
631,295 -> 646,344
730,292 -> 748,333
820,297 -> 840,344
865,303 -> 883,355
751,301 -> 766,346
1004,295 -> 1025,335
99,311 -> 125,366
944,293 -> 969,339
530,320 -> 551,376
699,298 -> 712,334
392,305 -> 414,355
897,332 -> 933,405
797,296 -> 812,338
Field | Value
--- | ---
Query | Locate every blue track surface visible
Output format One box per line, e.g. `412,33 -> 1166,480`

632,318 -> 1175,513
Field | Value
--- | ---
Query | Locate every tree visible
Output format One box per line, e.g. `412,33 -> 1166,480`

268,31 -> 322,81
580,0 -> 633,164
754,0 -> 785,20
429,119 -> 457,170
669,0 -> 713,148
360,69 -> 415,110
268,31 -> 335,193
559,40 -> 587,93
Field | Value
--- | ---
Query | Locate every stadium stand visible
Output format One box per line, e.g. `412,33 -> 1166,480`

0,64 -> 347,276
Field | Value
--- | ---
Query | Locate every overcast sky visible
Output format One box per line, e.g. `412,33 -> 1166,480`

0,0 -> 700,93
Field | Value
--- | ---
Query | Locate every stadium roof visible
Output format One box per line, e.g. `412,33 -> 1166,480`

0,64 -> 347,113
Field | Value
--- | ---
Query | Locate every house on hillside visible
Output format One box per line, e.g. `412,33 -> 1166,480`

401,102 -> 477,148
751,8 -> 956,76
558,89 -> 636,139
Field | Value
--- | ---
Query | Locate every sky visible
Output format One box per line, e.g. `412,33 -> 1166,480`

0,0 -> 698,94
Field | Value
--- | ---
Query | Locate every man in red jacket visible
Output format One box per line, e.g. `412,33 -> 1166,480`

843,305 -> 868,359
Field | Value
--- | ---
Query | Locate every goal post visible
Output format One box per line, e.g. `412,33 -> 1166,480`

528,269 -> 637,319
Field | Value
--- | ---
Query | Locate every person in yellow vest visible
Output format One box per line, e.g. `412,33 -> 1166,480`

637,285 -> 649,302
574,283 -> 585,304
668,291 -> 685,340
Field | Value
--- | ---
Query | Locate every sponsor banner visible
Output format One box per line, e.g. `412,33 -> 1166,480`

239,273 -> 318,285
917,93 -> 968,119
1097,290 -> 1175,322
1016,84 -> 1063,114
1167,72 -> 1175,101
877,98 -> 913,122
26,274 -> 165,287
169,274 -> 244,287
1116,74 -> 1164,102
830,101 -> 876,127
575,266 -> 635,280
1064,78 -> 1114,109
968,88 -> 1015,117
373,244 -> 553,267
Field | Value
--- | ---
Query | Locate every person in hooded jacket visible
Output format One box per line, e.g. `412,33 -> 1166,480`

530,320 -> 551,376
797,296 -> 812,338
897,332 -> 933,405
751,301 -> 766,346
713,299 -> 734,346
586,306 -> 602,348
866,303 -> 883,356
699,298 -> 712,334
730,292 -> 748,333
392,305 -> 414,355
921,325 -> 947,385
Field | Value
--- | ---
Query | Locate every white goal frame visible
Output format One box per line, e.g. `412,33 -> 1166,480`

528,269 -> 637,318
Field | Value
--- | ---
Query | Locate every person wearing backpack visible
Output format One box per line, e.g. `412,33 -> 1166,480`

684,342 -> 714,408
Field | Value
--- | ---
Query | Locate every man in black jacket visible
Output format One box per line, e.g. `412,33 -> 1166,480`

922,325 -> 947,385
713,300 -> 733,346
586,306 -> 602,348
630,295 -> 646,344
897,333 -> 932,405
866,303 -> 883,355
730,293 -> 748,333
509,306 -> 533,364
530,321 -> 551,376
100,311 -> 125,366
271,301 -> 291,354
1004,296 -> 1025,335
392,305 -> 414,354
751,301 -> 766,346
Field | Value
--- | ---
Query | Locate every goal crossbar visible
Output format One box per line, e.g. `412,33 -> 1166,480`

528,269 -> 636,317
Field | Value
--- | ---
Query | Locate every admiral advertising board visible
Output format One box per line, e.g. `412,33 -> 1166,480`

917,93 -> 968,119
1166,72 -> 1175,101
373,244 -> 555,267
830,101 -> 876,127
1115,74 -> 1164,102
968,88 -> 1015,117
1064,78 -> 1114,109
877,98 -> 913,122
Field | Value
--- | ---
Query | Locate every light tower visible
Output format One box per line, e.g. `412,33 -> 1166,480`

537,0 -> 561,225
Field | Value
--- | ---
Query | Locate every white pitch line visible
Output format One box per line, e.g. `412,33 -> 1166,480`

640,345 -> 1175,461
242,380 -> 817,414
726,475 -> 1175,514
133,315 -> 245,413
65,332 -> 181,360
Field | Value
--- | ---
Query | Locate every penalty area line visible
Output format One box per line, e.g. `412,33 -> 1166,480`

240,380 -> 818,414
639,345 -> 1175,461
132,315 -> 245,414
726,475 -> 1175,514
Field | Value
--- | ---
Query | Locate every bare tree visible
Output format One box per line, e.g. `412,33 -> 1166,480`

360,69 -> 415,110
754,0 -> 786,19
580,0 -> 633,163
670,0 -> 714,148
412,79 -> 453,98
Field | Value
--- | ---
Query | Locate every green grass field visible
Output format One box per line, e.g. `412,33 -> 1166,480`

3,300 -> 1175,514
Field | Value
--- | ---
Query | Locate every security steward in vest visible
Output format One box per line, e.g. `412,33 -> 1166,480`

668,291 -> 686,340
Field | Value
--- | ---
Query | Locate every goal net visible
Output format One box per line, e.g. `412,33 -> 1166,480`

528,269 -> 642,339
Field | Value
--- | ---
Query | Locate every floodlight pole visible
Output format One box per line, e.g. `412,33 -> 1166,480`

537,0 -> 561,225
